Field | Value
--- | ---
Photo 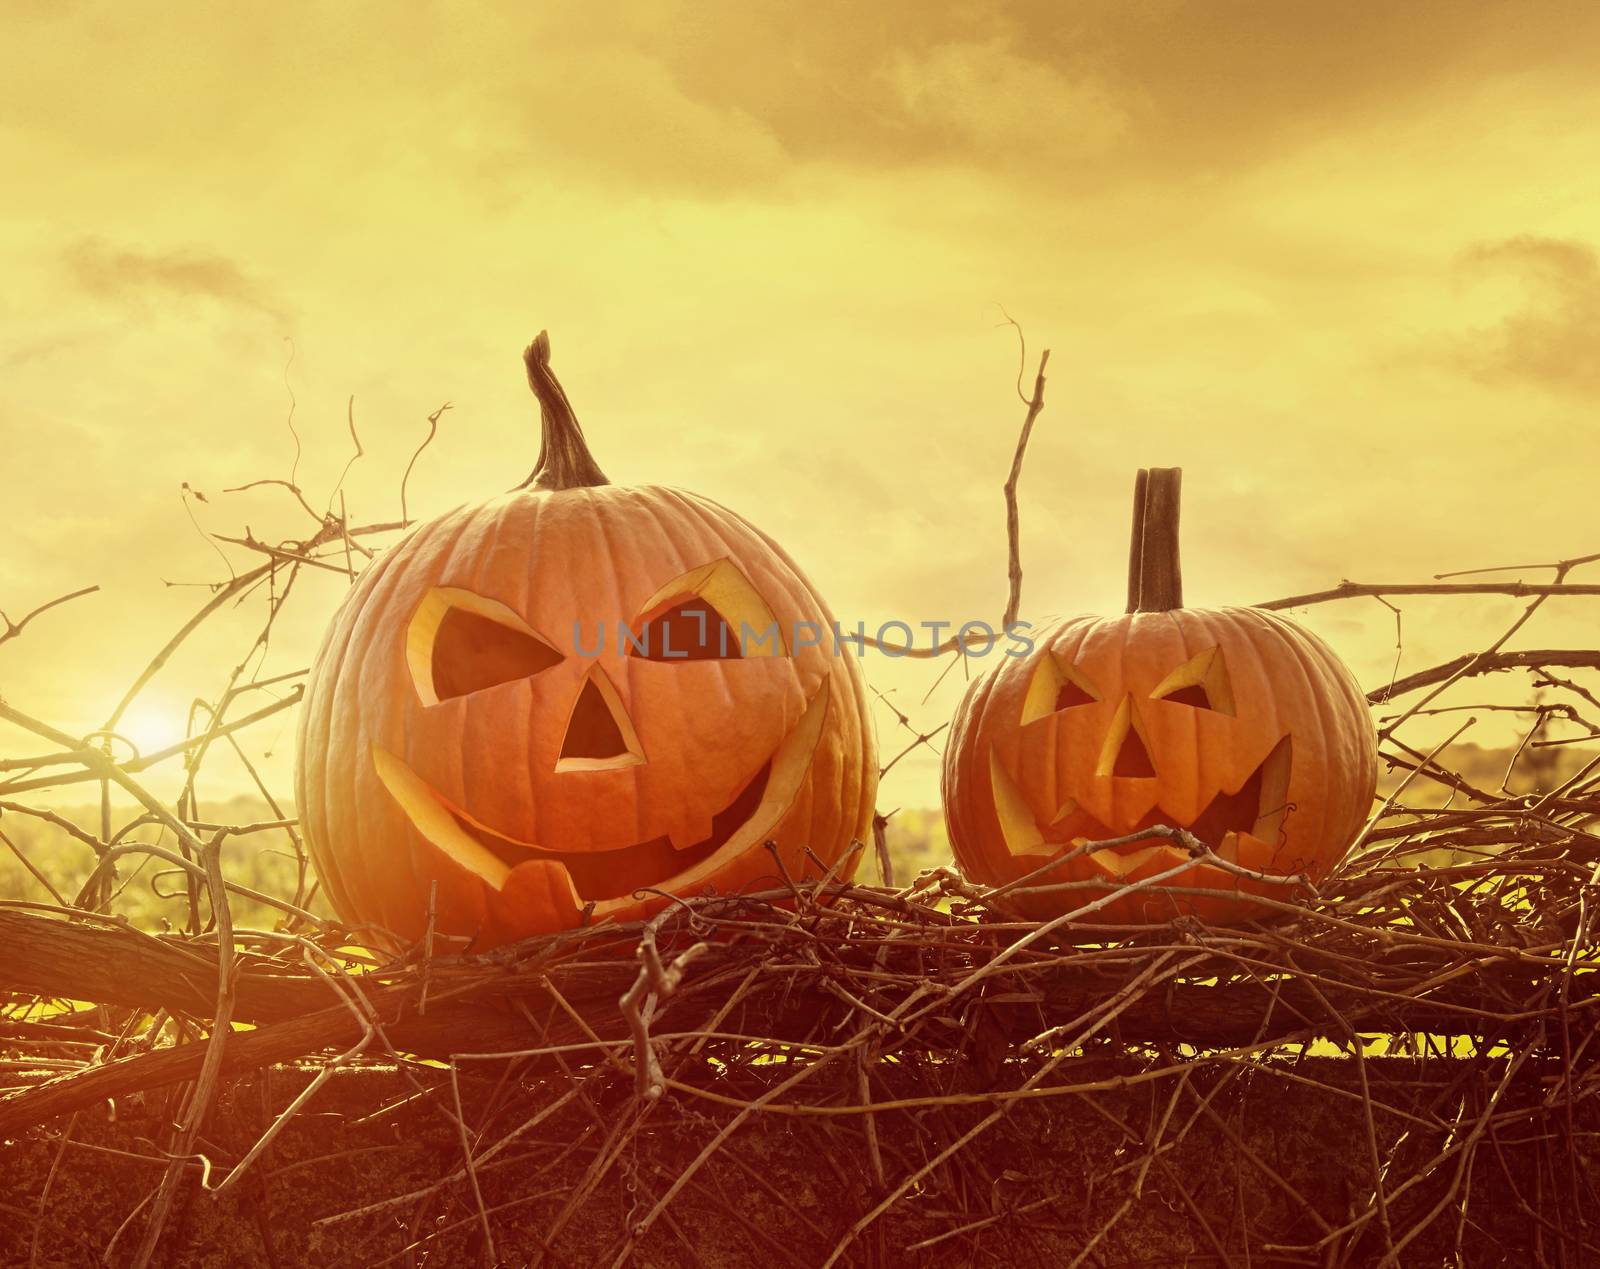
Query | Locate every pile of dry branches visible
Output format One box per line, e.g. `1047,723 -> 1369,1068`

3,346 -> 1600,1265
3,806 -> 1598,1265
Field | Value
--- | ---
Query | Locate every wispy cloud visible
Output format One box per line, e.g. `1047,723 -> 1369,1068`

646,0 -> 1600,180
1446,235 -> 1600,396
61,239 -> 288,323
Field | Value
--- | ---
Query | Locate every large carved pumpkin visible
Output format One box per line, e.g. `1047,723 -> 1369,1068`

296,334 -> 876,947
943,469 -> 1376,925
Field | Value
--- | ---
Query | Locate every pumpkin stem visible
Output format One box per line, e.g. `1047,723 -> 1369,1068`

1126,467 -> 1184,612
517,331 -> 610,492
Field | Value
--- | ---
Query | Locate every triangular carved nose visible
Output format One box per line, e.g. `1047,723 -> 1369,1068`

1096,696 -> 1157,779
557,670 -> 643,771
1113,726 -> 1156,777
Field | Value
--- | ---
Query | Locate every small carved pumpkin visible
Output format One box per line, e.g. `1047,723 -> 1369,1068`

943,469 -> 1376,924
296,334 -> 876,946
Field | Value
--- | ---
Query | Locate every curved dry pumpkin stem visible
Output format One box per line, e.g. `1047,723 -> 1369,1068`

518,331 -> 609,492
1127,466 -> 1184,613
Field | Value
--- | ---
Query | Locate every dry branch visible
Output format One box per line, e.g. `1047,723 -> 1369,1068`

1369,649 -> 1600,703
1260,581 -> 1600,609
0,586 -> 99,650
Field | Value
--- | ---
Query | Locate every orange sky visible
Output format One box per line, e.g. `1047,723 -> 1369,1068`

4,2 -> 1600,809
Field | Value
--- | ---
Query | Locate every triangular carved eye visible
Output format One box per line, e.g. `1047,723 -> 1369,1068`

434,608 -> 562,698
628,559 -> 789,662
1150,648 -> 1235,715
1021,653 -> 1102,724
628,597 -> 742,662
1054,680 -> 1097,710
406,588 -> 562,705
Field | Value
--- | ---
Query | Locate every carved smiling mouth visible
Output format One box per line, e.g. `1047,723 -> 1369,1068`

990,735 -> 1292,878
374,687 -> 828,918
451,762 -> 770,902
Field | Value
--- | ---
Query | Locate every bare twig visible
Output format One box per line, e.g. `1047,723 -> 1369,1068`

1260,581 -> 1600,610
0,585 -> 99,650
841,340 -> 1048,658
400,403 -> 451,525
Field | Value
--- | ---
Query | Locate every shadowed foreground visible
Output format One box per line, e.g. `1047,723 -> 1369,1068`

4,1055 -> 1591,1268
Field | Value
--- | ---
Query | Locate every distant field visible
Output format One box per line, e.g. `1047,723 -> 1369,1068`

0,795 -> 953,931
0,793 -> 328,931
1,739 -> 1584,932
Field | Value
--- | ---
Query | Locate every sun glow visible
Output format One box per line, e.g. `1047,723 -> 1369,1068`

105,701 -> 190,762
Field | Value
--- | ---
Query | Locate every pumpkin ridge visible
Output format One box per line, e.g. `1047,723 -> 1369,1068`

1267,610 -> 1376,854
1255,612 -> 1341,863
1165,610 -> 1205,825
631,490 -> 707,834
318,524 -> 447,929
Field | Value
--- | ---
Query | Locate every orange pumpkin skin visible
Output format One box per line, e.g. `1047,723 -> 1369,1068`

943,503 -> 1376,926
296,340 -> 876,948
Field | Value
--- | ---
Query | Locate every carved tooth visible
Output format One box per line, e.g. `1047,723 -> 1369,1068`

500,859 -> 585,926
1049,797 -> 1079,826
1230,831 -> 1282,875
1142,846 -> 1191,874
1089,844 -> 1191,877
1078,837 -> 1132,876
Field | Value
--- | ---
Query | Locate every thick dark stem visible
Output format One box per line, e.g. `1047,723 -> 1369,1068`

1127,467 -> 1184,613
517,331 -> 609,492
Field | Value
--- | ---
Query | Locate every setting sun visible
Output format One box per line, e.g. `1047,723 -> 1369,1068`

104,701 -> 188,764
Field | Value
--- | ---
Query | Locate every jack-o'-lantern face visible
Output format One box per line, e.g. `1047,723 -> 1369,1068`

943,469 -> 1377,925
296,336 -> 876,948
